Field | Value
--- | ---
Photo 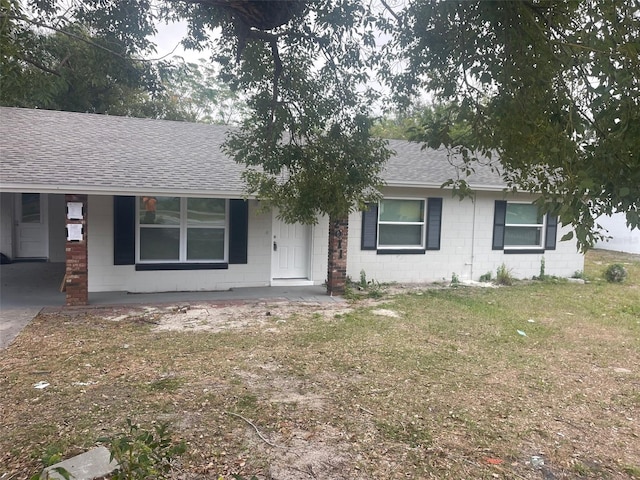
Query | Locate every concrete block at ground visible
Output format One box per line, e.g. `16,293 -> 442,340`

42,446 -> 117,480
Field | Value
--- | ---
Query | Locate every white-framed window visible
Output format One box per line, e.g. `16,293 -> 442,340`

137,196 -> 227,262
377,198 -> 426,249
504,203 -> 544,249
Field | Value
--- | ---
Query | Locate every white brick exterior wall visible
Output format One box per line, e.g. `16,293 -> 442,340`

88,196 -> 271,292
87,196 -> 329,293
0,191 -> 585,291
347,188 -> 584,284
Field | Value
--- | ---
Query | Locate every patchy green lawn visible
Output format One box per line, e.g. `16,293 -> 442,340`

1,249 -> 639,479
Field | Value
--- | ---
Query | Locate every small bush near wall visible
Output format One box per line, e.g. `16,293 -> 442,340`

479,271 -> 493,282
496,264 -> 514,286
346,271 -> 386,299
604,264 -> 628,283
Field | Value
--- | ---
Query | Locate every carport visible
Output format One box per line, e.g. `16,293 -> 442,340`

0,262 -> 65,348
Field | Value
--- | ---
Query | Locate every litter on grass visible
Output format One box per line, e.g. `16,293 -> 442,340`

530,456 -> 545,469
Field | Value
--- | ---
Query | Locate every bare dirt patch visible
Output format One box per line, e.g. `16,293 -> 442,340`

98,300 -> 355,333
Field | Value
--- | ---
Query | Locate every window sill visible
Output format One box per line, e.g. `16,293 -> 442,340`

135,263 -> 229,271
504,249 -> 544,255
377,249 -> 426,255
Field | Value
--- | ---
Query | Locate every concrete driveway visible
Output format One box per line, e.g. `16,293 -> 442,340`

1,262 -> 340,349
0,262 -> 65,349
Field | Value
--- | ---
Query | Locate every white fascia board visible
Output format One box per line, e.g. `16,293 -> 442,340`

384,180 -> 507,192
0,183 -> 251,198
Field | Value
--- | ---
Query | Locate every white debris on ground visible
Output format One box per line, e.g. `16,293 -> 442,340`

460,280 -> 499,288
99,280 -> 515,334
371,309 -> 401,318
103,301 -> 354,333
612,367 -> 632,374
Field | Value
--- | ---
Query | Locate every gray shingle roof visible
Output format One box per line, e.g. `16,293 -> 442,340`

0,107 -> 504,196
0,107 -> 244,196
383,139 -> 503,189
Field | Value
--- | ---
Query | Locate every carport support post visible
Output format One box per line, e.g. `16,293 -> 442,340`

327,217 -> 348,296
65,194 -> 88,306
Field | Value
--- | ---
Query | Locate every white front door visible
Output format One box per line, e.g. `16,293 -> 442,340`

15,193 -> 48,258
272,214 -> 311,279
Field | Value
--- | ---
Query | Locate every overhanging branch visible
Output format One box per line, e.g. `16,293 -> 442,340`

244,28 -> 283,141
0,12 -> 147,63
173,0 -> 308,30
379,0 -> 401,23
16,54 -> 65,78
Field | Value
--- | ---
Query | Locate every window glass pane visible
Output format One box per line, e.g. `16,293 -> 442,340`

505,226 -> 542,246
140,196 -> 180,225
187,198 -> 226,225
379,199 -> 424,222
140,227 -> 180,260
21,193 -> 40,223
506,204 -> 542,225
187,228 -> 224,260
379,224 -> 423,246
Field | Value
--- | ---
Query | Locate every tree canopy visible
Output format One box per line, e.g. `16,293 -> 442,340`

2,0 -> 389,223
1,0 -> 152,113
382,0 -> 640,247
0,3 -> 243,121
157,58 -> 247,124
2,0 -> 638,247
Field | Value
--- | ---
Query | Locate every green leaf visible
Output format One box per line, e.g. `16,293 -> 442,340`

52,467 -> 72,480
561,231 -> 574,242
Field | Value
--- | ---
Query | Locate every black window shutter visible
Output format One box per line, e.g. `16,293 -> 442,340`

426,197 -> 443,250
361,203 -> 378,250
492,200 -> 507,250
545,214 -> 558,250
113,196 -> 136,265
229,199 -> 249,264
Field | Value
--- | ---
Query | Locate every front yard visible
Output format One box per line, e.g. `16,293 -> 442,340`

1,250 -> 639,479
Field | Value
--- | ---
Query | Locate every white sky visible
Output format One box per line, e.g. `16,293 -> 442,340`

148,17 -> 408,116
151,21 -> 211,64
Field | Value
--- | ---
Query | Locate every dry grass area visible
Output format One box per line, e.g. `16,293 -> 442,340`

1,249 -> 639,479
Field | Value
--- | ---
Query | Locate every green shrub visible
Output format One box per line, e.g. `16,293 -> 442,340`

342,282 -> 358,300
479,271 -> 492,282
366,279 -> 384,298
538,257 -> 546,280
496,264 -> 514,286
349,269 -> 385,298
359,269 -> 368,289
30,446 -> 71,480
98,419 -> 186,480
604,264 -> 628,283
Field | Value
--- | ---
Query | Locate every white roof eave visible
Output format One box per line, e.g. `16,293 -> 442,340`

0,183 -> 251,199
383,180 -> 508,192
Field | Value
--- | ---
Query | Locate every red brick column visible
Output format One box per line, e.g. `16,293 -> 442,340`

65,194 -> 88,306
327,216 -> 348,296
